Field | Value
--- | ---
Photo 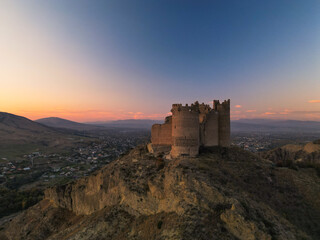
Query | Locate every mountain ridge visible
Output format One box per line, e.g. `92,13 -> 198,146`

86,119 -> 162,129
32,116 -> 320,132
0,112 -> 91,158
0,112 -> 54,132
36,117 -> 105,131
232,119 -> 320,133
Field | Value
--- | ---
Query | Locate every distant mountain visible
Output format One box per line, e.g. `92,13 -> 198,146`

0,112 -> 89,158
0,112 -> 55,140
86,119 -> 163,129
232,119 -> 320,133
88,118 -> 320,132
33,116 -> 320,133
36,117 -> 104,131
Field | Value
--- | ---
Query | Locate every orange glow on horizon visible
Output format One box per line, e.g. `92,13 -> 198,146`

1,106 -> 318,123
1,108 -> 170,122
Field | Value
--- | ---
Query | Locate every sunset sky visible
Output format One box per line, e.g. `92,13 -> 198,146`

1,0 -> 320,122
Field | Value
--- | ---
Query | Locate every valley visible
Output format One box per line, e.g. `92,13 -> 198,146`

0,112 -> 150,218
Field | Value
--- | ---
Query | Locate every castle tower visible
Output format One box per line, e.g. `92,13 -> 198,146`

203,110 -> 219,146
170,104 -> 200,158
217,99 -> 230,147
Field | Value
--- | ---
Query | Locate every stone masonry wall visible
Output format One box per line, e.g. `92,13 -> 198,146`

171,107 -> 200,158
203,111 -> 219,147
218,100 -> 231,147
151,118 -> 172,146
151,99 -> 230,157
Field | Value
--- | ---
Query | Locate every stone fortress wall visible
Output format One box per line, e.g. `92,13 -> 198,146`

151,99 -> 230,158
151,116 -> 172,153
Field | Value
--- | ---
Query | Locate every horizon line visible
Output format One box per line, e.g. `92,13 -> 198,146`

2,111 -> 320,124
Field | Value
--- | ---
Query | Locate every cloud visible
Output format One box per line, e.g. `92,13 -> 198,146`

129,112 -> 144,119
264,112 -> 276,115
279,109 -> 292,115
308,100 -> 320,103
234,105 -> 242,108
246,110 -> 256,113
126,111 -> 172,120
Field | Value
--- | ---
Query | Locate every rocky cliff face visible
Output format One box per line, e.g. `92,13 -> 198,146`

260,140 -> 320,166
1,145 -> 320,240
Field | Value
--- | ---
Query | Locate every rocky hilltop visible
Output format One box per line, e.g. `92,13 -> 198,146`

1,145 -> 320,240
261,140 -> 320,166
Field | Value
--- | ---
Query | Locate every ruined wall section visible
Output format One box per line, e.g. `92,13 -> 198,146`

217,99 -> 230,147
151,116 -> 172,153
198,103 -> 213,146
151,117 -> 172,145
171,104 -> 200,158
199,103 -> 211,124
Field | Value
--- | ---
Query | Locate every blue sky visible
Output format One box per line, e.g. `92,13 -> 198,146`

1,0 -> 320,121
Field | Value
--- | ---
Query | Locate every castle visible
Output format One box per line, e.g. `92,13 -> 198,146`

150,99 -> 230,157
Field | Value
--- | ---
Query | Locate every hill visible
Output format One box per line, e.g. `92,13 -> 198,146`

0,112 -> 90,158
1,145 -> 319,239
0,112 -> 53,136
87,119 -> 162,129
36,117 -> 105,131
232,119 -> 320,133
260,139 -> 320,167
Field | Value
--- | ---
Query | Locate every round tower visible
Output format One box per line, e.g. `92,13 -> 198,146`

217,99 -> 230,147
171,104 -> 199,158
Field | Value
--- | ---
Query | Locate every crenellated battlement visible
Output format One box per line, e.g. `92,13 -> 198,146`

171,102 -> 200,113
152,99 -> 231,158
219,99 -> 230,110
171,101 -> 216,114
213,99 -> 230,111
199,102 -> 212,114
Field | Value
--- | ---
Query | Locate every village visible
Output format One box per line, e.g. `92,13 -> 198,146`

0,133 -> 148,190
231,132 -> 320,152
2,131 -> 316,189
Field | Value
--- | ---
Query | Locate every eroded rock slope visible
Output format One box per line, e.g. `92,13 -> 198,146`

1,146 -> 320,240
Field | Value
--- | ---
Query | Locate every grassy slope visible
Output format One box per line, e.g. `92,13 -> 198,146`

0,112 -> 94,159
